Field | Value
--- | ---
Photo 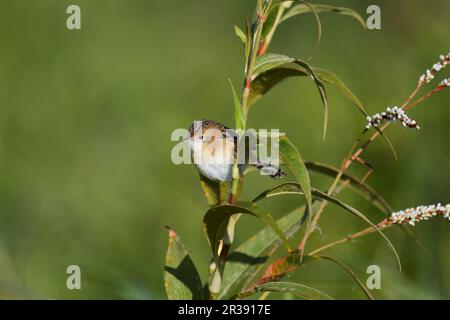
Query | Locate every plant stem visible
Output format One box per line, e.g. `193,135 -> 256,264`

297,83 -> 425,252
308,219 -> 392,256
242,4 -> 266,121
252,38 -> 443,292
230,0 -> 266,206
257,4 -> 285,56
212,0 -> 268,299
400,83 -> 421,108
258,1 -> 296,56
404,86 -> 442,112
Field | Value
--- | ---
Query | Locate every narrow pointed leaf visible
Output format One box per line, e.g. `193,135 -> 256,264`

253,182 -> 401,271
261,3 -> 281,39
218,203 -> 314,299
245,18 -> 252,60
304,161 -> 392,214
229,79 -> 245,130
304,162 -> 423,251
281,3 -> 366,29
250,65 -> 366,122
316,255 -> 374,300
251,281 -> 334,300
199,174 -> 229,206
250,60 -> 398,155
253,53 -> 295,76
234,25 -> 247,45
249,67 -> 303,106
203,202 -> 291,259
254,253 -> 373,299
255,254 -> 319,285
311,68 -> 367,116
293,61 -> 328,139
295,0 -> 323,59
164,227 -> 204,300
252,55 -> 328,138
279,137 -> 312,220
374,127 -> 398,160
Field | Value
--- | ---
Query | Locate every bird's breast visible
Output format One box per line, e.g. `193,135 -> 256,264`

194,137 -> 237,181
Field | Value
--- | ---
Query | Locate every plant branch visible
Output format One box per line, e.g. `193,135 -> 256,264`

212,0 -> 268,299
296,81 -> 427,252
308,219 -> 392,256
242,0 -> 267,121
255,76 -> 446,287
258,3 -> 286,56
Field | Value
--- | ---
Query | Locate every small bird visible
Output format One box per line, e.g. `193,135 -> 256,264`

186,120 -> 285,182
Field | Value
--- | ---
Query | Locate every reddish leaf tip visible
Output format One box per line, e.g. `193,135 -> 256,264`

164,225 -> 177,238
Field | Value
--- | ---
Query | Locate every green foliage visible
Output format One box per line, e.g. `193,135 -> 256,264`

316,255 -> 374,300
278,136 -> 313,225
281,3 -> 366,28
261,2 -> 281,39
163,0 -> 446,301
163,0 -> 381,300
311,68 -> 367,117
252,54 -> 328,138
234,25 -> 247,46
253,182 -> 401,271
250,253 -> 373,299
229,79 -> 245,130
304,161 -> 392,214
203,202 -> 292,260
0,0 -> 446,301
218,204 -> 311,299
248,281 -> 334,300
198,174 -> 229,206
249,65 -> 367,125
164,227 -> 204,300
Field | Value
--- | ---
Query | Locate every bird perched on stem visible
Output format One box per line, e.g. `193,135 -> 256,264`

186,120 -> 285,182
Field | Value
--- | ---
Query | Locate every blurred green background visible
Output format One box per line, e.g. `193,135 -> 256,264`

0,0 -> 449,299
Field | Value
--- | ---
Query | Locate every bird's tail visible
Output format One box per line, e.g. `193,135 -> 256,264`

254,161 -> 285,179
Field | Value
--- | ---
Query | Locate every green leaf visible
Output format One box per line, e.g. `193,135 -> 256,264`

203,202 -> 291,259
253,183 -> 402,271
279,137 -> 312,223
304,161 -> 391,214
261,3 -> 281,39
250,62 -> 397,157
252,54 -> 328,139
303,161 -> 424,251
316,255 -> 374,300
234,25 -> 247,45
164,226 -> 204,300
198,174 -> 229,207
218,203 -> 312,299
281,3 -> 366,29
293,62 -> 328,140
254,253 -> 373,300
229,79 -> 245,130
374,126 -> 398,160
267,1 -> 323,59
249,67 -> 301,106
294,0 -> 323,59
309,189 -> 396,261
251,281 -> 333,300
311,68 -> 367,116
234,24 -> 251,64
253,53 -> 295,76
254,253 -> 319,284
250,65 -> 366,118
245,17 -> 252,60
